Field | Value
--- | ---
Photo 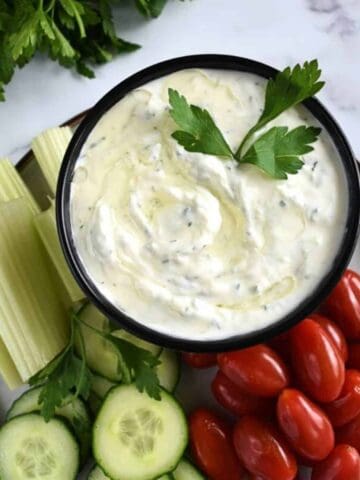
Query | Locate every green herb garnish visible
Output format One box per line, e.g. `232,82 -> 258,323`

29,306 -> 161,421
104,334 -> 162,400
241,125 -> 322,180
169,88 -> 233,158
135,0 -> 168,18
28,311 -> 92,422
0,0 -> 170,101
235,60 -> 325,156
169,60 -> 325,179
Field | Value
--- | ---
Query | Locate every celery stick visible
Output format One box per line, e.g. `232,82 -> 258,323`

0,198 -> 69,381
34,204 -> 85,304
31,127 -> 72,196
0,337 -> 22,390
0,158 -> 39,214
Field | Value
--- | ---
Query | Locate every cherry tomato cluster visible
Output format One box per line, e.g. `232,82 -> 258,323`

183,269 -> 360,480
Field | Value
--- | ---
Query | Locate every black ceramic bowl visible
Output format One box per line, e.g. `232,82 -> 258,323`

56,54 -> 360,352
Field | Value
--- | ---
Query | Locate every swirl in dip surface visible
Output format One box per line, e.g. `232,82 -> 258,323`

70,69 -> 347,340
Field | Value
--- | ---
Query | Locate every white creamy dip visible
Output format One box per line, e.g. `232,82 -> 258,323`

70,69 -> 348,340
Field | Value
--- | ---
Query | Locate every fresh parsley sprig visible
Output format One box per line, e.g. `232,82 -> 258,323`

29,305 -> 161,421
80,319 -> 162,400
0,0 -> 170,101
29,309 -> 92,422
169,88 -> 233,158
104,334 -> 162,400
169,60 -> 325,180
235,59 -> 324,157
241,125 -> 321,180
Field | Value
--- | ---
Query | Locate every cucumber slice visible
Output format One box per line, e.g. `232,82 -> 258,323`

76,303 -> 122,381
7,386 -> 91,463
93,384 -> 188,480
91,374 -> 117,399
0,413 -> 79,479
112,329 -> 162,357
88,465 -> 110,479
173,459 -> 205,480
88,465 -> 173,480
157,349 -> 181,392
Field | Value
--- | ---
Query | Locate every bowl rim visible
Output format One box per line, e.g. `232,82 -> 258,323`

56,54 -> 360,352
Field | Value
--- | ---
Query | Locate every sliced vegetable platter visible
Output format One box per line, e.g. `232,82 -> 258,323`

0,113 -> 359,480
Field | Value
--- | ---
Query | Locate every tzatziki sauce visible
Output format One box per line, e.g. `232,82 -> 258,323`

70,69 -> 348,340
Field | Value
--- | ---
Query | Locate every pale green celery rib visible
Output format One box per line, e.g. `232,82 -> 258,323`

0,198 -> 69,381
0,336 -> 23,390
34,204 -> 85,304
0,158 -> 39,214
31,126 -> 73,196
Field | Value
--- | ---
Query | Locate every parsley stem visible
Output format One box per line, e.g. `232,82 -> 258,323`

73,313 -> 107,338
72,6 -> 86,39
74,322 -> 89,398
46,0 -> 55,13
234,125 -> 259,160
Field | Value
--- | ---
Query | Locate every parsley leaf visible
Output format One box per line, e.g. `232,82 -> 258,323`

0,1 -> 10,32
105,335 -> 162,400
169,88 -> 233,158
35,348 -> 92,422
59,0 -> 86,38
39,12 -> 56,42
235,60 -> 324,157
169,60 -> 325,180
240,125 -> 321,179
8,4 -> 40,61
136,0 -> 168,18
49,19 -> 76,60
0,37 -> 15,85
29,313 -> 92,422
261,60 -> 324,124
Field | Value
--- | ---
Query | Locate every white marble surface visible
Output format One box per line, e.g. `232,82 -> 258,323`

0,0 -> 360,161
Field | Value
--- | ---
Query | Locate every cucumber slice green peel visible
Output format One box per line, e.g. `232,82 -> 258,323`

76,304 -> 122,382
93,384 -> 188,480
173,459 -> 206,480
88,465 -> 174,479
76,304 -> 162,383
0,413 -> 79,480
112,329 -> 162,358
6,385 -> 91,463
89,346 -> 179,402
156,349 -> 181,393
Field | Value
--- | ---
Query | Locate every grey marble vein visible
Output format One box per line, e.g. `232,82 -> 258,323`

306,0 -> 360,39
307,0 -> 341,13
326,13 -> 359,37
